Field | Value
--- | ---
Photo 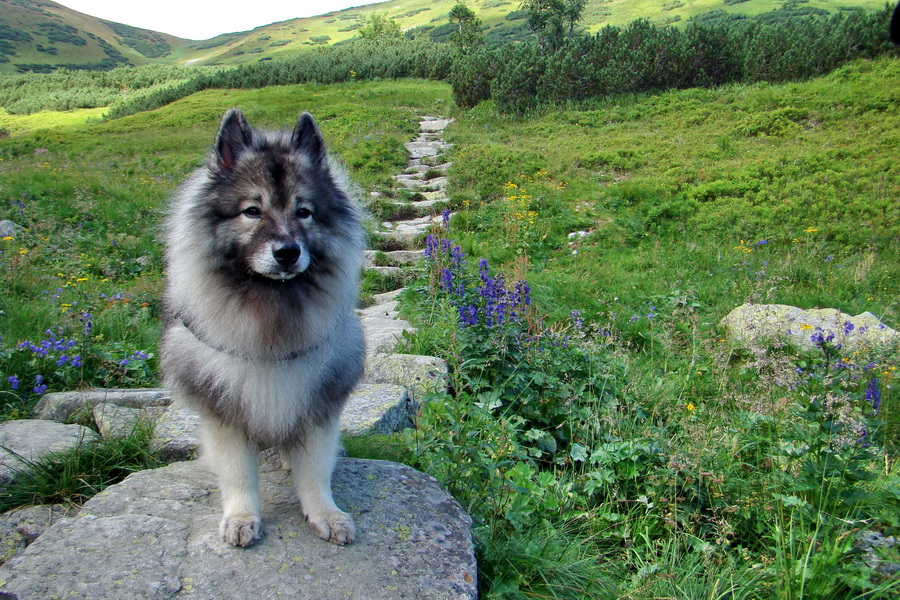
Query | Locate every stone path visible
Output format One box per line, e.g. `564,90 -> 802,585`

359,115 -> 454,354
0,115 -> 476,599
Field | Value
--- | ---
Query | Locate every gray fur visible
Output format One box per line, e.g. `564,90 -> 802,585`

160,109 -> 365,547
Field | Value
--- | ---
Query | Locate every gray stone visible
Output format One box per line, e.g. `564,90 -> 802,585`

151,401 -> 201,462
420,118 -> 454,132
393,173 -> 427,189
377,215 -> 441,243
363,249 -> 424,268
721,303 -> 899,352
0,459 -> 477,600
358,289 -> 415,354
0,420 -> 98,483
93,403 -> 166,439
364,353 -> 448,400
33,388 -> 171,423
0,220 -> 24,239
341,383 -> 413,435
367,265 -> 404,277
0,505 -> 76,566
404,141 -> 451,159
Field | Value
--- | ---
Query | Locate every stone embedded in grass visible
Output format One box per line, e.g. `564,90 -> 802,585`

150,401 -> 201,462
363,353 -> 448,401
357,288 -> 415,354
92,404 -> 165,440
0,420 -> 98,484
0,220 -> 24,239
720,303 -> 899,352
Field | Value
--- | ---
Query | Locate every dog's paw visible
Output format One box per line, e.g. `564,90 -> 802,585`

306,510 -> 355,545
220,514 -> 261,548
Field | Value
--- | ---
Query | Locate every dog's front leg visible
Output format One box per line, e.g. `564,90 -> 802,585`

287,418 -> 355,545
201,417 -> 262,547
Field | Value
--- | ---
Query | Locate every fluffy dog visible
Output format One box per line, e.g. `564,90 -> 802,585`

160,109 -> 365,547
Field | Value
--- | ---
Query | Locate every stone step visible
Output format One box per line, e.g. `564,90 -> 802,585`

420,117 -> 454,132
363,249 -> 424,268
365,265 -> 404,277
0,459 -> 477,600
376,215 -> 441,243
358,289 -> 415,354
404,140 -> 452,159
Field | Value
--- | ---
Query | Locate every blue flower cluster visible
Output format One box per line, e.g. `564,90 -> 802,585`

425,233 -> 531,330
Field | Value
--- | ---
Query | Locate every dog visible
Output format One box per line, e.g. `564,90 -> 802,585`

159,108 -> 365,548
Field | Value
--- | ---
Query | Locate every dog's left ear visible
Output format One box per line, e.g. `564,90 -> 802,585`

291,112 -> 326,165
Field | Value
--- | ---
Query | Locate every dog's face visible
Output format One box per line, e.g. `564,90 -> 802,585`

200,109 -> 349,282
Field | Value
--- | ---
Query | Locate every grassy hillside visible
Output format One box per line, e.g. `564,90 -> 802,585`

0,57 -> 897,597
0,0 -> 889,74
0,0 -> 190,74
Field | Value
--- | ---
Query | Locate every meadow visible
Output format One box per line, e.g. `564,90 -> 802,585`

0,57 -> 898,598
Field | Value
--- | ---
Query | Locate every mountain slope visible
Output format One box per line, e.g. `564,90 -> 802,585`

0,0 -> 888,74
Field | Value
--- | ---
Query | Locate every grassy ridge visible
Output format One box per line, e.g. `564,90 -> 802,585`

0,0 -> 888,74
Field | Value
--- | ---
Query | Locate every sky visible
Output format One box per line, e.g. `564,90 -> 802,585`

56,0 -> 381,40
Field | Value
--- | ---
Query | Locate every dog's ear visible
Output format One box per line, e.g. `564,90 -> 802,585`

291,112 -> 326,166
214,109 -> 251,173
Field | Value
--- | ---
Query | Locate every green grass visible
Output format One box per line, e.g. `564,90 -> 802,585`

1,60 -> 898,598
0,79 -> 450,411
0,420 -> 164,511
399,57 -> 899,598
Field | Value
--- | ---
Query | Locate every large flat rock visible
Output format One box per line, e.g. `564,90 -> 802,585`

0,420 -> 98,484
721,303 -> 899,352
0,459 -> 477,600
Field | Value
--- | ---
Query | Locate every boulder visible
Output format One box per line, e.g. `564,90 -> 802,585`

720,303 -> 899,352
0,220 -> 24,239
0,420 -> 98,484
341,383 -> 413,435
364,353 -> 448,400
0,459 -> 477,600
150,401 -> 201,462
33,388 -> 171,423
93,404 -> 166,439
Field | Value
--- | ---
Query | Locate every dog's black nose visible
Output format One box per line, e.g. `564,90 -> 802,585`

273,243 -> 301,267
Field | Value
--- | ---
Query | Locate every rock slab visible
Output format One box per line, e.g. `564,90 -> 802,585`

0,459 -> 477,600
721,303 -> 899,351
0,420 -> 98,484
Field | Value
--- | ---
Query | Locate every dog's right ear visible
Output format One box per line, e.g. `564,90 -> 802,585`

213,109 -> 251,173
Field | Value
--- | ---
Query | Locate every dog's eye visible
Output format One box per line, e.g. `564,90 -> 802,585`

242,206 -> 262,219
296,208 -> 312,220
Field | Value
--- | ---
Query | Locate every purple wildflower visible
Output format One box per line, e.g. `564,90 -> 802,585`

32,375 -> 47,395
71,355 -> 82,368
571,310 -> 583,329
865,378 -> 881,415
7,376 -> 19,391
441,208 -> 451,229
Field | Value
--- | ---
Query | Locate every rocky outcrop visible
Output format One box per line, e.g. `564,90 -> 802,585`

0,459 -> 477,599
721,303 -> 899,352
